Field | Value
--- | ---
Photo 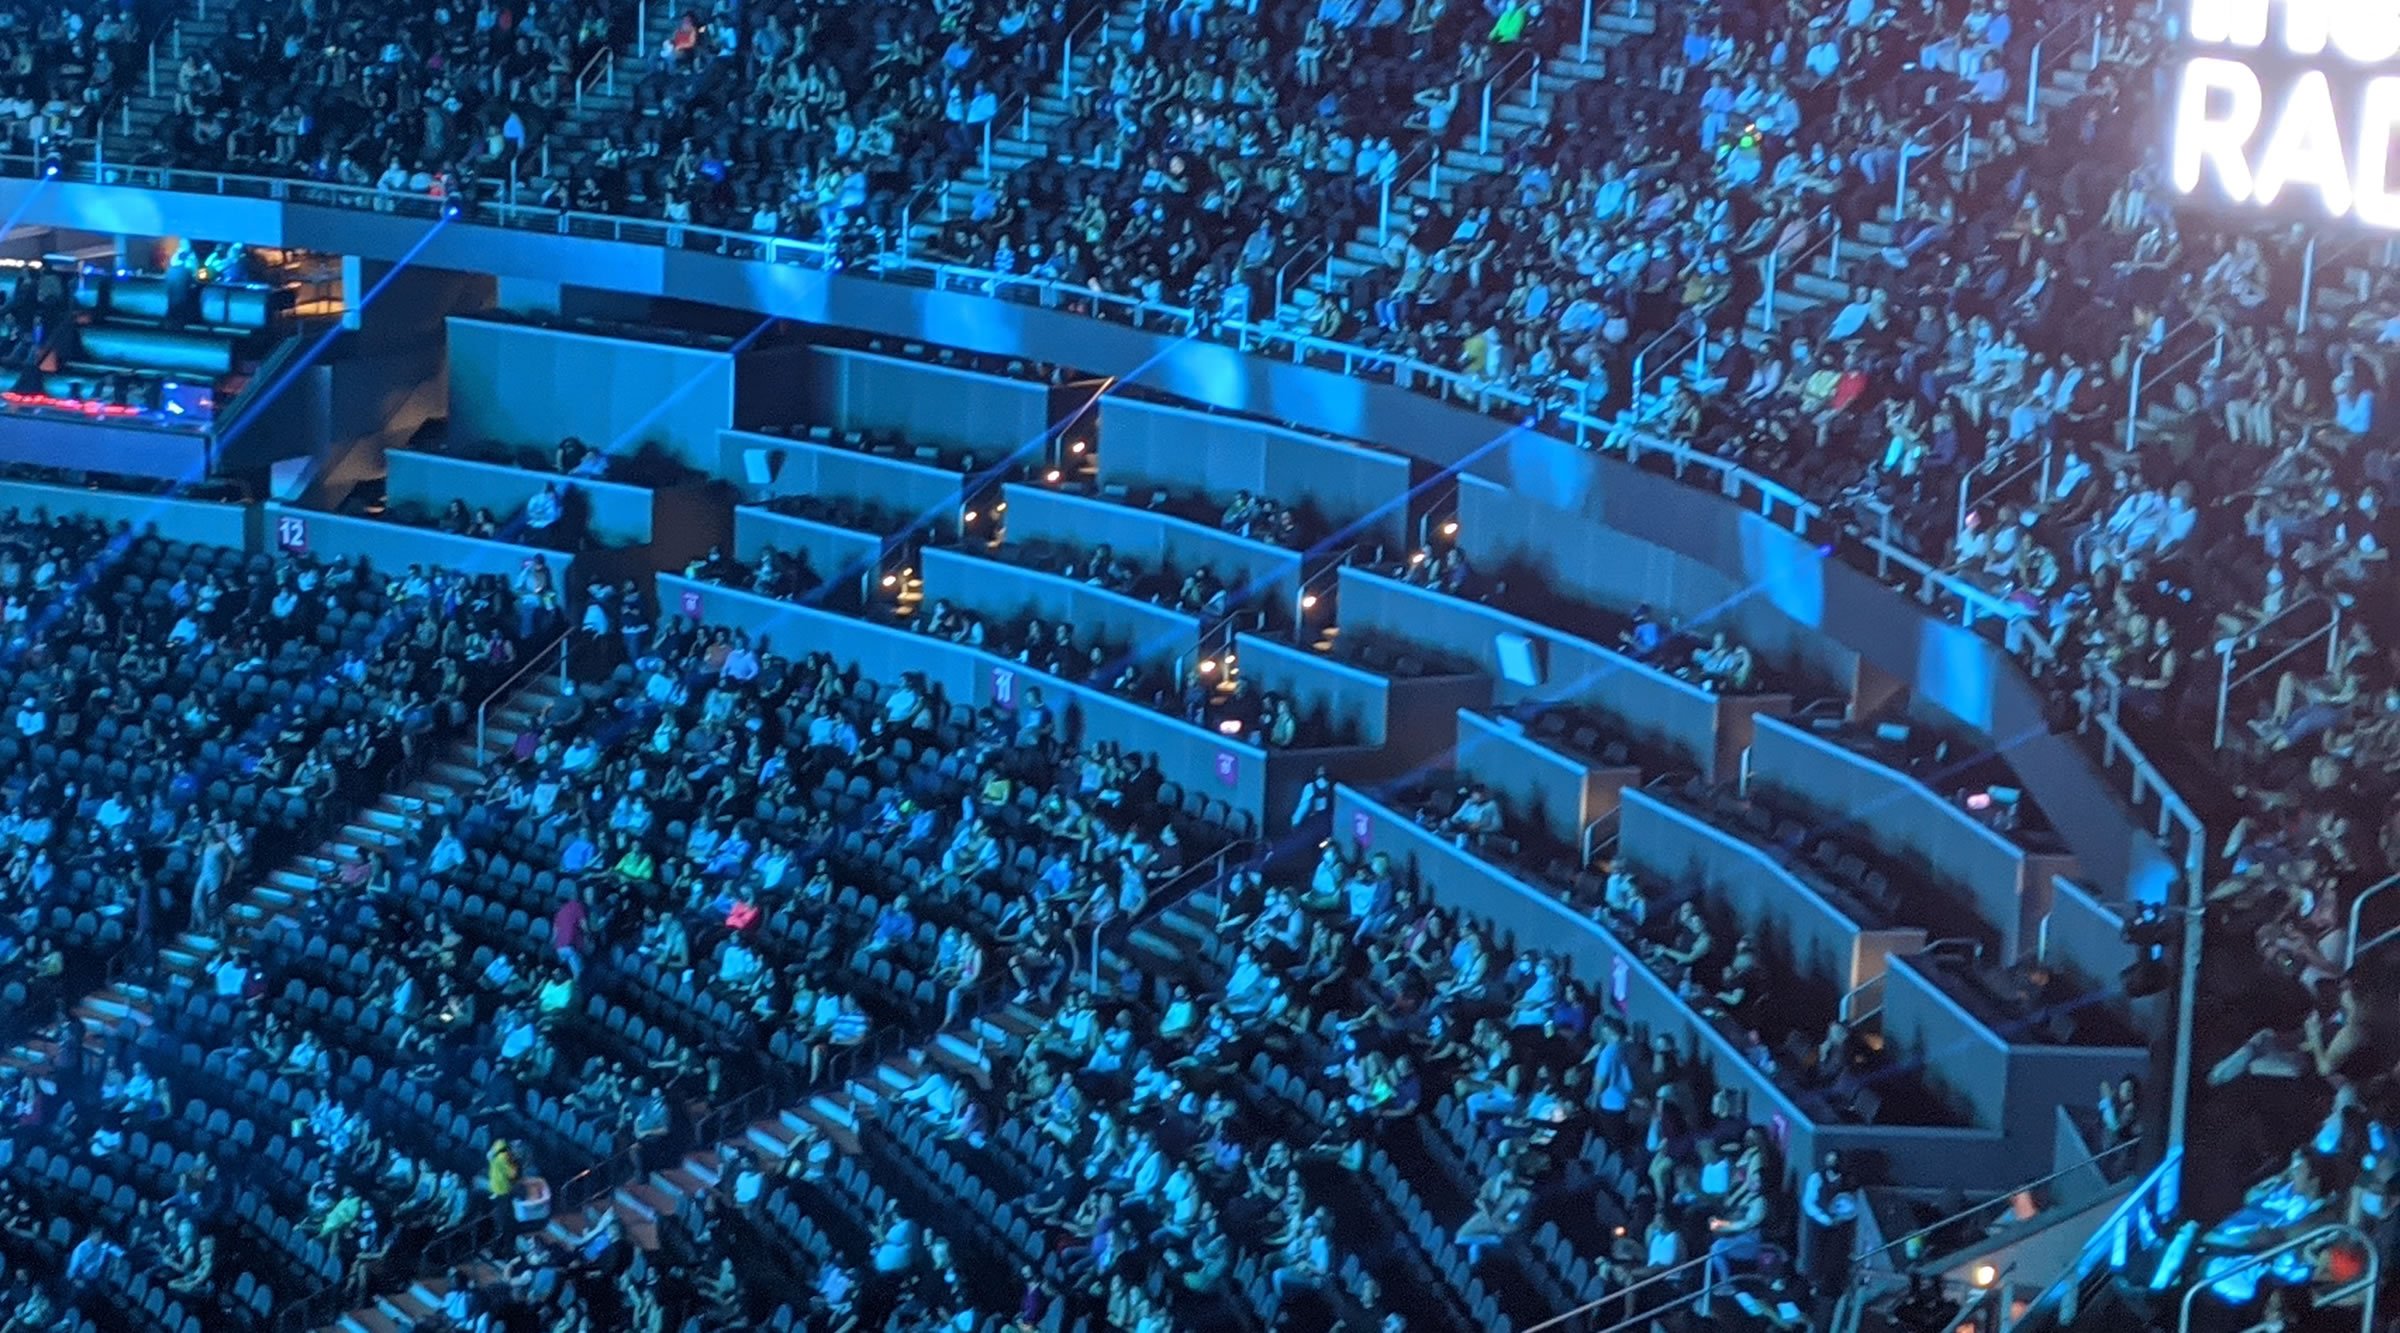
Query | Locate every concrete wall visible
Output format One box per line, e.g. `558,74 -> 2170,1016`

445,316 -> 734,468
1458,474 -> 1860,702
1336,570 -> 1740,780
0,479 -> 253,548
661,574 -> 1358,830
1001,484 -> 1301,616
1455,708 -> 1637,851
736,344 -> 1051,451
264,503 -> 574,586
718,429 -> 964,529
1335,783 -> 2013,1190
1748,715 -> 2084,966
730,506 -> 884,610
1619,789 -> 1929,1014
919,546 -> 1202,667
385,449 -> 657,548
1097,399 -> 1412,554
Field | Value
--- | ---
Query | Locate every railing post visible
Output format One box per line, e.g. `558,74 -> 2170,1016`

1377,171 -> 1392,243
148,40 -> 157,99
2297,235 -> 2318,334
2023,43 -> 2042,124
981,119 -> 993,176
1894,137 -> 1912,218
2213,644 -> 2233,751
2123,351 -> 2147,451
1762,247 -> 1779,330
607,53 -> 615,96
1956,123 -> 1973,172
1063,32 -> 1075,104
1479,81 -> 1495,154
1579,0 -> 1593,60
637,0 -> 648,52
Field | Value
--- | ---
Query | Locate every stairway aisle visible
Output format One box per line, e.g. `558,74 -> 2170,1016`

902,0 -> 1148,254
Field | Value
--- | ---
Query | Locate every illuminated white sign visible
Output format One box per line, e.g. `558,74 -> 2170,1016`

2171,0 -> 2400,228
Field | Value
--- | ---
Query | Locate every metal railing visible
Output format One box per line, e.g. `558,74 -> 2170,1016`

1290,541 -> 1360,640
1894,110 -> 1977,219
1839,971 -> 1887,1026
1575,0 -> 1652,61
2022,0 -> 2109,126
1273,237 -> 1330,316
2343,868 -> 2400,972
1057,1 -> 1113,106
895,174 -> 949,258
2122,316 -> 2224,452
1849,1136 -> 2144,1282
1761,210 -> 1841,332
573,46 -> 616,109
473,629 -> 571,765
1477,48 -> 1544,154
2175,1223 -> 2378,1333
1952,438 -> 2053,557
1522,1249 -> 1713,1333
1376,141 -> 1442,243
1088,838 -> 1261,990
2211,593 -> 2341,750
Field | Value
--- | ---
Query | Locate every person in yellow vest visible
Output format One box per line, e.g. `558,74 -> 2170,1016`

486,1139 -> 520,1200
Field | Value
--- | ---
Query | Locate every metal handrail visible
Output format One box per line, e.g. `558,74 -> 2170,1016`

1952,438 -> 2053,557
1290,541 -> 1360,639
1375,140 -> 1441,244
1088,838 -> 1260,989
2175,1223 -> 2378,1333
573,46 -> 616,109
2212,593 -> 2340,749
2122,316 -> 2224,452
1625,323 -> 1692,405
1477,48 -> 1543,154
474,629 -> 571,764
1273,237 -> 1329,316
1761,209 -> 1841,332
896,173 -> 949,259
1838,971 -> 1887,1026
1894,110 -> 1975,218
2023,0 -> 2109,126
2342,868 -> 2400,972
1521,1249 -> 1715,1333
1849,1136 -> 2144,1277
1056,1 -> 1112,107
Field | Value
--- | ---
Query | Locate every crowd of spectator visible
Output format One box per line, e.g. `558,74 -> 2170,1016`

140,0 -> 1082,237
0,516 -> 565,1330
20,0 -> 2400,1317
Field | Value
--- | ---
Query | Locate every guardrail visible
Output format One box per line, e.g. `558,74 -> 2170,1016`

2343,868 -> 2400,973
1088,838 -> 1260,990
1272,238 -> 1330,317
1478,48 -> 1544,154
1376,140 -> 1442,244
473,629 -> 571,765
2022,0 -> 2109,127
573,46 -> 616,109
1850,1136 -> 2143,1280
2174,1223 -> 2378,1333
1761,209 -> 1840,333
1953,438 -> 2053,555
1894,110 -> 1977,219
2122,315 -> 2223,452
2211,593 -> 2340,750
